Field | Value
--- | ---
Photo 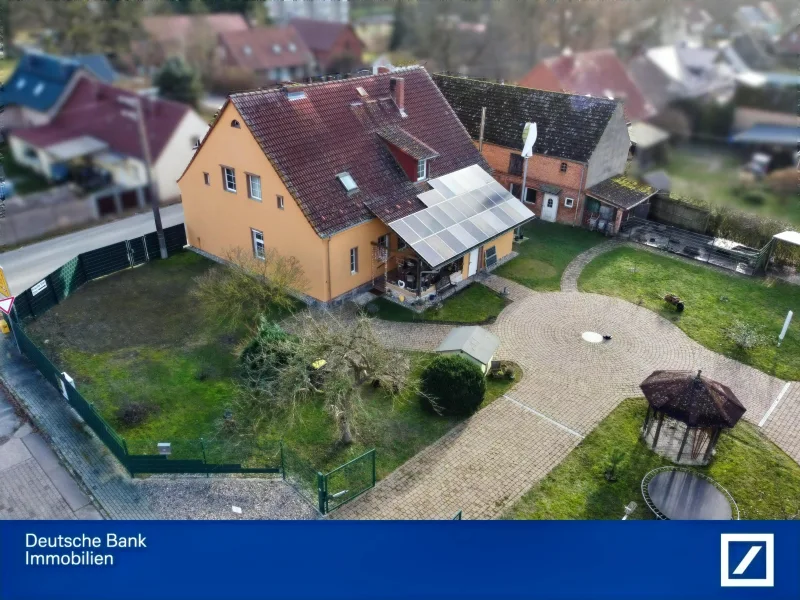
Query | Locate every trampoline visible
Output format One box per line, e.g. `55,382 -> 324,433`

642,467 -> 739,520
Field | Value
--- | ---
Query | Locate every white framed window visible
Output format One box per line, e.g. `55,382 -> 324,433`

222,166 -> 236,192
417,159 -> 427,181
252,229 -> 265,260
350,247 -> 358,274
277,195 -> 284,210
247,174 -> 262,200
203,172 -> 210,186
377,234 -> 389,248
564,197 -> 575,208
337,172 -> 358,192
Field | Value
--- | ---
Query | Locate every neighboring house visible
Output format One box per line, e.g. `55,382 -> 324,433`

72,54 -> 119,83
628,43 -> 734,113
10,78 -> 207,208
0,51 -> 93,130
774,23 -> 800,66
615,5 -> 715,56
355,13 -> 394,54
735,4 -> 781,39
518,49 -> 658,122
218,26 -> 316,85
628,121 -> 670,171
372,54 -> 398,75
135,13 -> 250,72
267,0 -> 349,25
178,67 -> 533,306
435,326 -> 500,374
433,74 -> 654,235
290,18 -> 365,74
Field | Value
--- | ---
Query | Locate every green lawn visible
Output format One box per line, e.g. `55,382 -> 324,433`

578,247 -> 800,380
367,282 -> 509,324
0,57 -> 18,82
664,146 -> 800,225
506,398 -> 800,520
493,220 -> 605,290
26,252 -> 519,477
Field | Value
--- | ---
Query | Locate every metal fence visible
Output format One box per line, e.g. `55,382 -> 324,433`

2,226 -> 377,514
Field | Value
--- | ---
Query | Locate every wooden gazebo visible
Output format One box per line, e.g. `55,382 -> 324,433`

640,370 -> 746,465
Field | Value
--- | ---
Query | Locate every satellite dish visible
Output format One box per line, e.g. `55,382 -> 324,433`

521,122 -> 537,158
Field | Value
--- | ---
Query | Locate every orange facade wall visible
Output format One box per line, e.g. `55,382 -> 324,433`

328,218 -> 392,300
178,103 -> 330,301
479,141 -> 586,226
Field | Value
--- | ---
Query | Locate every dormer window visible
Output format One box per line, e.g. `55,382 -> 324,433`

417,159 -> 428,181
337,172 -> 358,192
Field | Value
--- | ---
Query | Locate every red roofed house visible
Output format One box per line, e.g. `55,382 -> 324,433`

519,49 -> 658,123
178,67 -> 534,306
290,18 -> 365,74
218,26 -> 317,85
9,78 -> 208,213
134,13 -> 251,73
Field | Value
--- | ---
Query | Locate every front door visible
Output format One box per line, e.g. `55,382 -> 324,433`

468,248 -> 479,276
542,194 -> 558,222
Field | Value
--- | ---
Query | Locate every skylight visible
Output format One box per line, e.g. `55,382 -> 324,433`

273,44 -> 282,54
243,45 -> 252,56
16,77 -> 26,89
337,172 -> 358,192
287,90 -> 307,101
288,43 -> 297,52
33,83 -> 45,96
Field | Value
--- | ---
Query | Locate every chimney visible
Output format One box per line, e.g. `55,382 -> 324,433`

389,77 -> 405,113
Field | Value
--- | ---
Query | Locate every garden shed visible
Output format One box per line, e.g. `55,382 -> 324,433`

435,326 -> 500,374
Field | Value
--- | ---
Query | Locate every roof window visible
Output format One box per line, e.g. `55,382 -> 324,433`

16,77 -> 26,89
337,172 -> 358,192
273,44 -> 282,54
287,90 -> 307,101
288,43 -> 297,52
33,82 -> 45,96
243,45 -> 252,56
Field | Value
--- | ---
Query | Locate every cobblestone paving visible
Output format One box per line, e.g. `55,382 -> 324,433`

335,272 -> 796,520
560,240 -> 620,292
0,458 -> 77,519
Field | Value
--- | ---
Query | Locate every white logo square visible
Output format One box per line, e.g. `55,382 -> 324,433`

720,533 -> 774,587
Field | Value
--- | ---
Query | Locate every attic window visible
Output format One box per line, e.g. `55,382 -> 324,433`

273,44 -> 282,54
231,119 -> 241,128
337,172 -> 358,192
16,77 -> 26,89
243,45 -> 252,56
560,162 -> 568,172
33,83 -> 45,96
417,159 -> 428,182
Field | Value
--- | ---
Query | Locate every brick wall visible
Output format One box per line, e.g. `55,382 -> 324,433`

479,141 -> 586,226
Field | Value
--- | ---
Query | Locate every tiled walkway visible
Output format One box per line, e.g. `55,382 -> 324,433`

335,272 -> 796,520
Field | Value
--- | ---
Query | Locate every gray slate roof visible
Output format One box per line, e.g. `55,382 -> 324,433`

587,175 -> 656,210
432,73 -> 620,163
436,326 -> 500,365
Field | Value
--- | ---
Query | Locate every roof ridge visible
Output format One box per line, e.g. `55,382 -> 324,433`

230,65 -> 424,99
432,72 -> 620,104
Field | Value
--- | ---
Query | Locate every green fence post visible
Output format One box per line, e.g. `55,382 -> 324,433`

371,449 -> 376,487
280,440 -> 286,480
317,472 -> 327,515
200,438 -> 209,478
121,438 -> 129,457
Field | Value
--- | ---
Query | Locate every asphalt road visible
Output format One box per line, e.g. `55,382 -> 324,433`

0,204 -> 185,294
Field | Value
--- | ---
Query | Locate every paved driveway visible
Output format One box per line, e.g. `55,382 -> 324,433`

334,274 -> 797,520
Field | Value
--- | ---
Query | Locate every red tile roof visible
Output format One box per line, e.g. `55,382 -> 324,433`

223,67 -> 488,237
289,18 -> 364,53
219,26 -> 314,71
142,13 -> 249,45
520,49 -> 657,122
12,78 -> 190,163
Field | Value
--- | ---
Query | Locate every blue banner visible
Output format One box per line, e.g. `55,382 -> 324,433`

1,520 -> 798,600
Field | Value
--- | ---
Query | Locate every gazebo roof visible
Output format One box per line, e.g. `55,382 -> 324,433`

640,370 -> 746,428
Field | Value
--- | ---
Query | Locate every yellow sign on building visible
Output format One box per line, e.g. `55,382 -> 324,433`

0,266 -> 11,298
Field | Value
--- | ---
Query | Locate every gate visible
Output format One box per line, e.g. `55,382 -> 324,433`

318,449 -> 376,514
125,236 -> 149,267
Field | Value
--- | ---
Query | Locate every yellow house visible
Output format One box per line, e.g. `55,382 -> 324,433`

178,67 -> 534,305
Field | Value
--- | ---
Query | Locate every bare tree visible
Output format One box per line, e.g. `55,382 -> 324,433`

236,313 -> 413,445
191,247 -> 309,327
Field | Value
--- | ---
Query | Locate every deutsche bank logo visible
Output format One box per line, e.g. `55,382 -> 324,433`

720,534 -> 774,587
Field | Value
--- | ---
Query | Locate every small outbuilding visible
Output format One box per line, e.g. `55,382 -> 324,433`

435,326 -> 500,374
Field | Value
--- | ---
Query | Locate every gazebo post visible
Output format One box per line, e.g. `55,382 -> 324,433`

676,424 -> 691,462
643,405 -> 652,434
702,427 -> 722,463
651,412 -> 665,450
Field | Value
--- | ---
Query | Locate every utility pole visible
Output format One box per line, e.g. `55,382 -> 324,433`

119,95 -> 168,259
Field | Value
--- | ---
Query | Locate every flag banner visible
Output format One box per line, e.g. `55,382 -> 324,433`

1,520 -> 798,600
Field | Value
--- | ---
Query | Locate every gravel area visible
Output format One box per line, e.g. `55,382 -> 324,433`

137,476 -> 319,520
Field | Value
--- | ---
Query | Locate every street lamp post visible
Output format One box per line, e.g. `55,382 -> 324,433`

119,95 -> 168,259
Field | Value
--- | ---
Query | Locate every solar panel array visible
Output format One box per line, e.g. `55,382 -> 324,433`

387,164 -> 534,268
